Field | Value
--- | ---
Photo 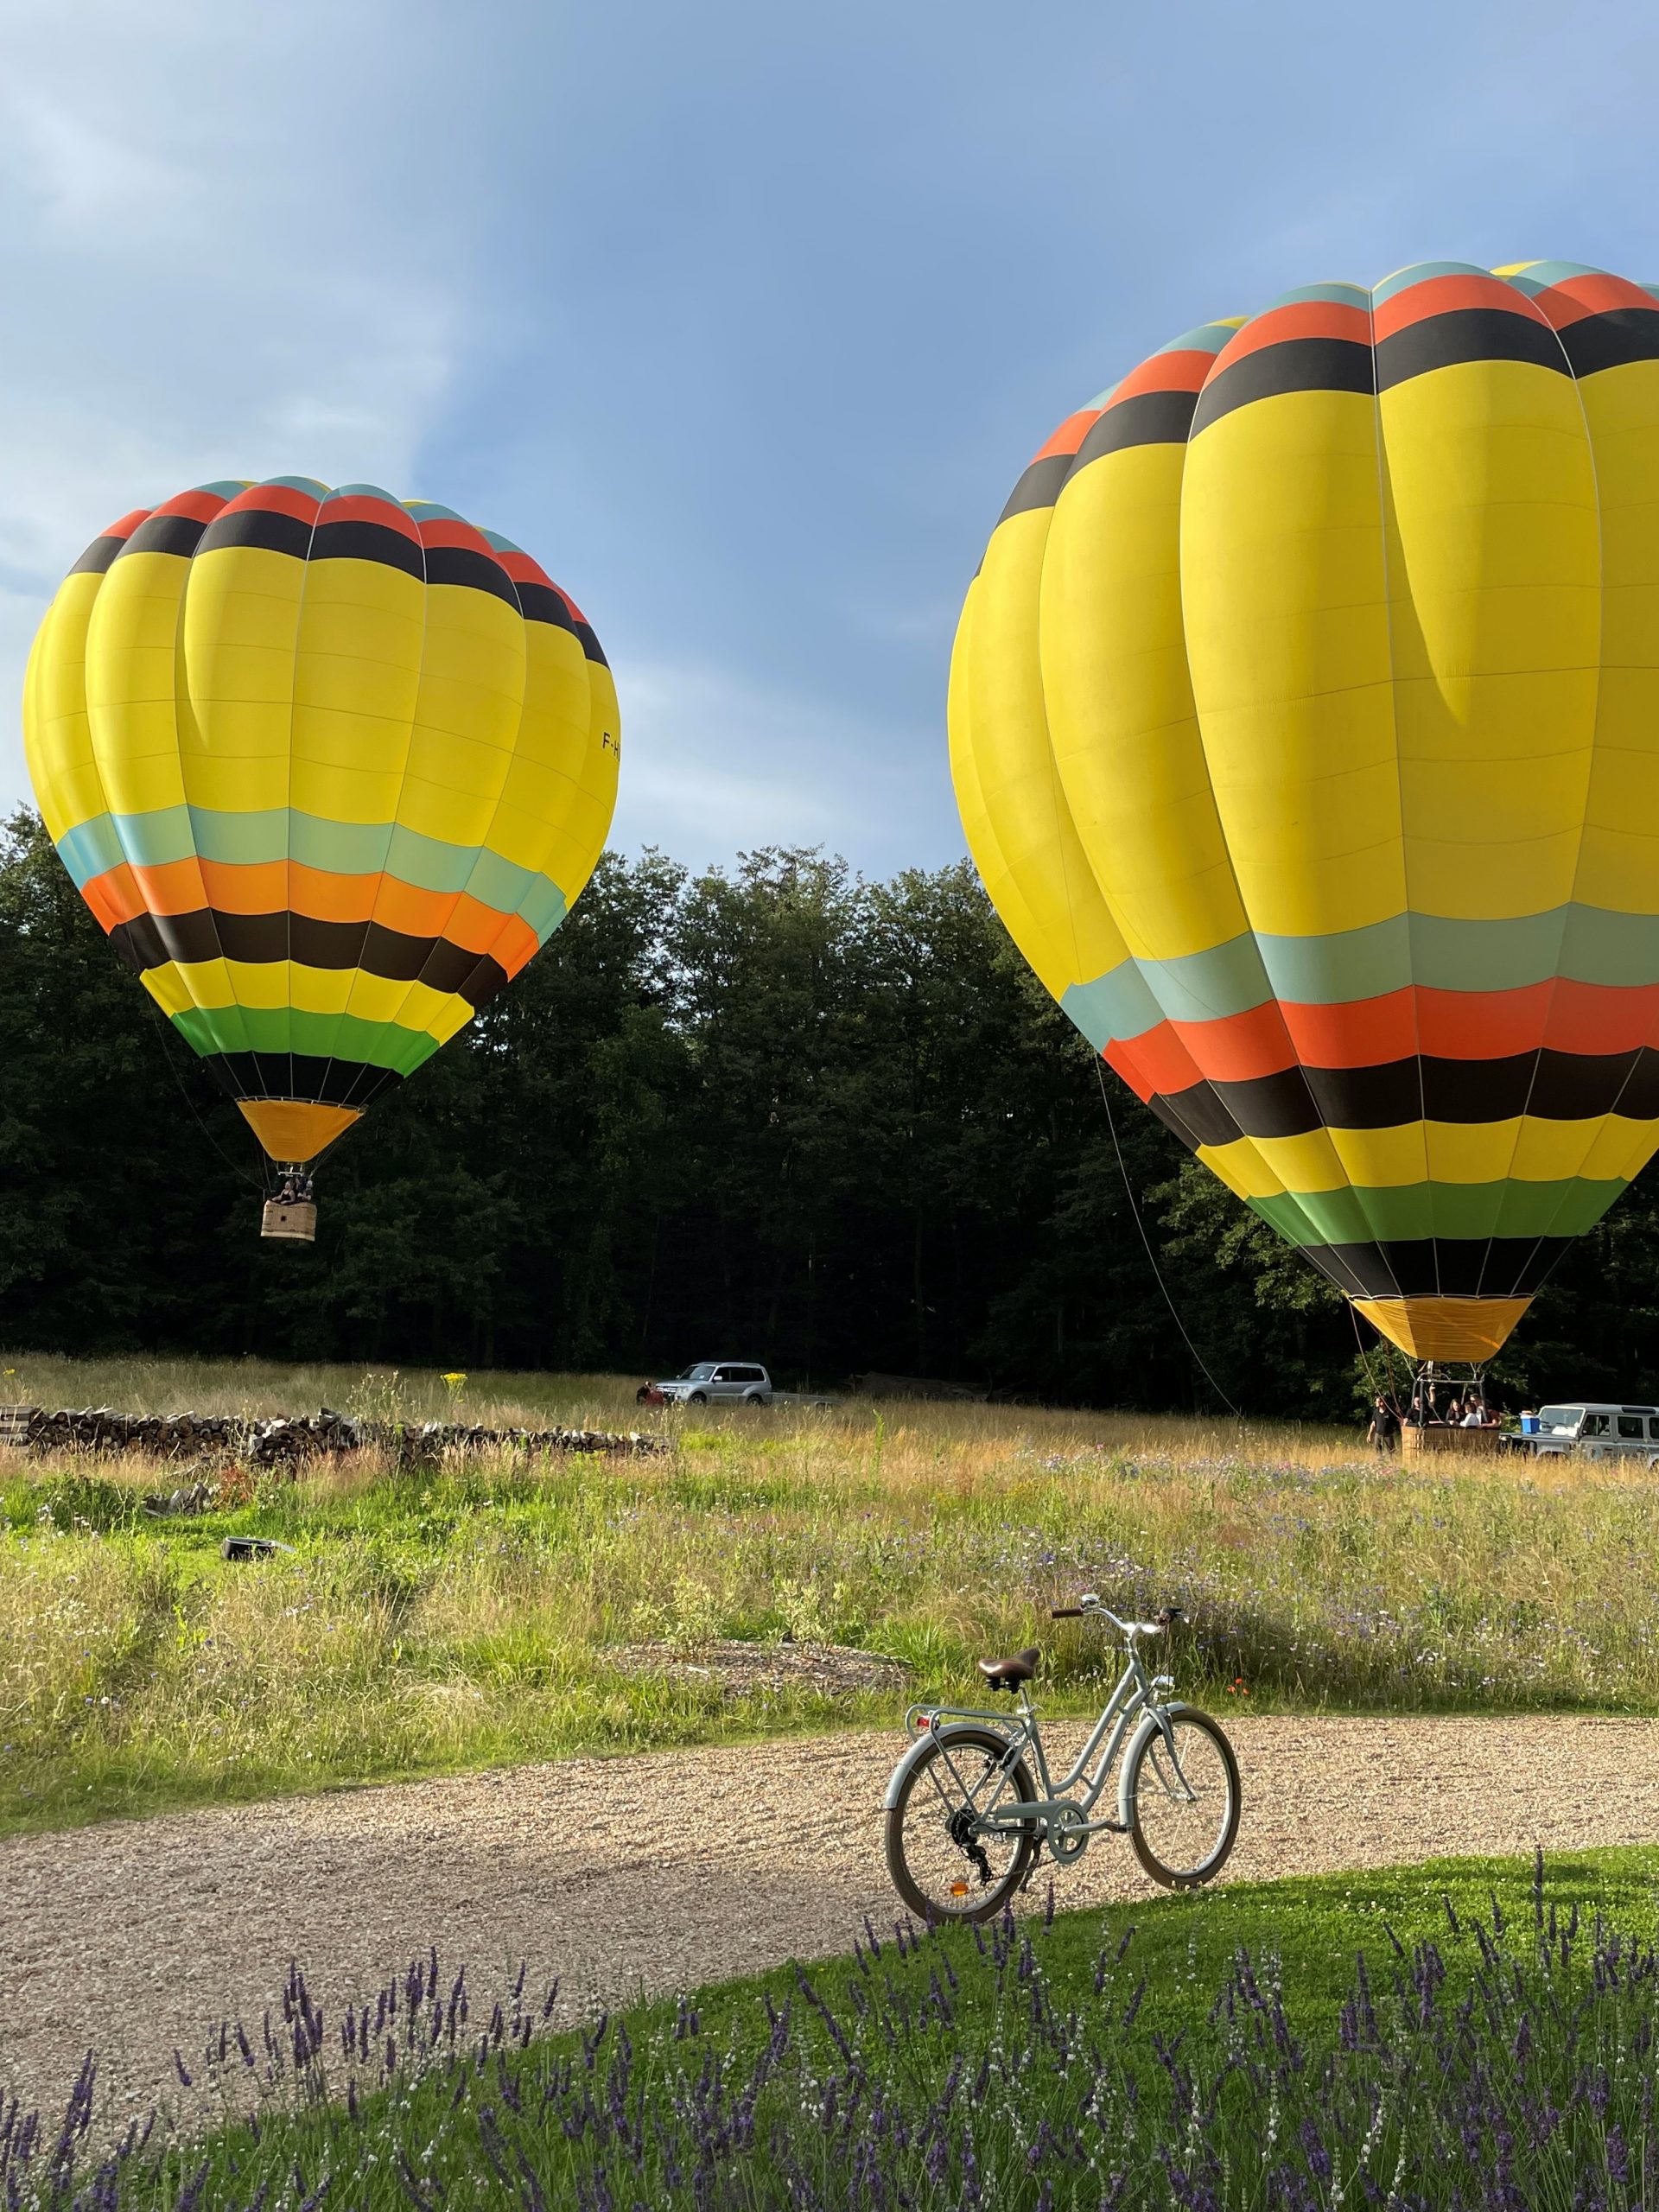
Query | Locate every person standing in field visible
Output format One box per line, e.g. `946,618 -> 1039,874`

1367,1394 -> 1399,1453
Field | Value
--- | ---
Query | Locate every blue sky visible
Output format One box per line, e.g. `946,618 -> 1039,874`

0,0 -> 1656,875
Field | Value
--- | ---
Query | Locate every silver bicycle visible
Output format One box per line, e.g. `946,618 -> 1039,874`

882,1595 -> 1240,1922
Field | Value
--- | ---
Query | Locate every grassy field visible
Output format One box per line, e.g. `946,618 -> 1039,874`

4,1351 -> 1659,1837
14,1847 -> 1659,2208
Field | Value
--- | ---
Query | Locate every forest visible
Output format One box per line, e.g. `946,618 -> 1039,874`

3,805 -> 1658,1420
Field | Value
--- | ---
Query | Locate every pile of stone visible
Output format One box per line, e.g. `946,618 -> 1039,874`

12,1404 -> 667,1465
384,1419 -> 669,1465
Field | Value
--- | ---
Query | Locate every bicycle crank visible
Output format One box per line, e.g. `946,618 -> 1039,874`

1045,1803 -> 1090,1864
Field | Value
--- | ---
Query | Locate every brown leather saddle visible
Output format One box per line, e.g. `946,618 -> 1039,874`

977,1645 -> 1040,1692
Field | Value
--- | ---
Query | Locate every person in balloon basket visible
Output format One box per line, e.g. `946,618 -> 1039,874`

1367,1394 -> 1399,1453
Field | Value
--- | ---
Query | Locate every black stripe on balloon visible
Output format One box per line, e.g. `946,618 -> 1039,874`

423,545 -> 518,606
1556,306 -> 1659,378
196,507 -> 315,561
515,581 -> 579,634
1069,389 -> 1200,471
512,582 -> 610,664
69,533 -> 129,575
114,513 -> 209,561
109,908 -> 508,1007
996,454 -> 1074,524
1175,1048 -> 1659,1139
1296,1236 -> 1576,1301
204,1053 -> 404,1112
1374,307 -> 1568,391
1188,338 -> 1375,436
1144,1078 -> 1242,1153
308,519 -> 426,580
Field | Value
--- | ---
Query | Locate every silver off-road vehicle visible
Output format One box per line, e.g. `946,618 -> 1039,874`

640,1362 -> 773,1407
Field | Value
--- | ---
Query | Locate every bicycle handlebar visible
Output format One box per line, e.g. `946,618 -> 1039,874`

1050,1598 -> 1184,1634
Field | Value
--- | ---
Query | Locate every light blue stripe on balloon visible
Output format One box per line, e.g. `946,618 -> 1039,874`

1060,962 -> 1162,1051
458,845 -> 536,911
54,814 -> 128,887
1133,933 -> 1275,1025
1262,283 -> 1370,308
1559,905 -> 1659,986
118,805 -> 198,868
53,804 -> 561,924
1498,260 -> 1602,294
522,878 -> 569,942
1371,259 -> 1491,303
1255,916 -> 1412,1002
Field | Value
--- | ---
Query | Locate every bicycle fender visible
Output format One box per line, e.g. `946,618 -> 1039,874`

1117,1701 -> 1190,1829
881,1721 -> 1019,1811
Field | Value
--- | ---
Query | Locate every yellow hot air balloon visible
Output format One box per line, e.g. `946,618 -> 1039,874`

23,478 -> 618,1232
951,261 -> 1659,1366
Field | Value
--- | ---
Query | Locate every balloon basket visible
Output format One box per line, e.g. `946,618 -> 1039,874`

261,1200 -> 317,1243
1400,1424 -> 1504,1460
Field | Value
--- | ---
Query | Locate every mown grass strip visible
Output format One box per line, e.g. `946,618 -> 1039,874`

13,1849 -> 1659,2209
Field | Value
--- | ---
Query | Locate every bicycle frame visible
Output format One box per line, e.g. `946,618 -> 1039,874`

893,1630 -> 1189,1853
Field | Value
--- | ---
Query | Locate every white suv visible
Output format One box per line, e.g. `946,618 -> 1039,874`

1521,1402 -> 1659,1465
643,1363 -> 773,1407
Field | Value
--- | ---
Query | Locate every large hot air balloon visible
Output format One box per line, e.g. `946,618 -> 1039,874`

23,478 -> 618,1236
950,261 -> 1659,1366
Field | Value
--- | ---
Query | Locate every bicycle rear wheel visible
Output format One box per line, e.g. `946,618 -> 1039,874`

885,1726 -> 1037,1923
1125,1707 -> 1239,1890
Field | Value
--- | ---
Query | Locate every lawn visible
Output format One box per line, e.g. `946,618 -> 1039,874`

3,1351 -> 1658,1837
14,1847 -> 1659,2209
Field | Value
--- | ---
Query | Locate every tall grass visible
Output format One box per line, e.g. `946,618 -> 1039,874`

3,1354 -> 1657,1835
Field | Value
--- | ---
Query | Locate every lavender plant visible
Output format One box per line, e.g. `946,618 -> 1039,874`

5,1853 -> 1658,2210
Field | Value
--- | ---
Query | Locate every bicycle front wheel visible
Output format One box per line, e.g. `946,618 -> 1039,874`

885,1726 -> 1037,1923
1125,1708 -> 1240,1890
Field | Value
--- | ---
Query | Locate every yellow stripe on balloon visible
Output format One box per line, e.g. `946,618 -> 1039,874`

84,551 -> 194,819
179,543 -> 312,816
950,518 -> 1129,1002
1382,358 -> 1600,924
1043,440 -> 1246,968
1180,390 -> 1404,944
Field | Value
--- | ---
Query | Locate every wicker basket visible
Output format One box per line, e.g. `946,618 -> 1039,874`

261,1201 -> 318,1243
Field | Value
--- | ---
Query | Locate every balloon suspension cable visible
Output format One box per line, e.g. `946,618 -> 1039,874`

1349,1302 -> 1411,1418
144,1001 -> 266,1193
1349,1301 -> 1490,1424
1094,1058 -> 1243,1421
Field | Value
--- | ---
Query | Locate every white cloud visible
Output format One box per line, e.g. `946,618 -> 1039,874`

7,97 -> 192,238
0,5 -> 470,819
611,658 -> 957,874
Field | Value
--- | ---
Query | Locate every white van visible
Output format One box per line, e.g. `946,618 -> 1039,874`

1520,1402 -> 1659,1464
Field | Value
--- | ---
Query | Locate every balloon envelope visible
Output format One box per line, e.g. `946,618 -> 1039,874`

950,262 -> 1659,1363
24,479 -> 619,1166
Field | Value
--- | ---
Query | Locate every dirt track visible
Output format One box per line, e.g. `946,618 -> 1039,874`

4,1714 -> 1658,2120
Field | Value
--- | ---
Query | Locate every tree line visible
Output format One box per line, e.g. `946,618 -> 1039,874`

2,806 -> 1656,1418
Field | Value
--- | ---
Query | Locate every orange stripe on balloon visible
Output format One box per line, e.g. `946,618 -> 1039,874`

1525,272 -> 1658,329
129,856 -> 210,918
1371,273 -> 1535,338
194,858 -> 294,915
490,916 -> 540,979
80,866 -> 143,932
1030,408 -> 1103,462
1167,1000 -> 1300,1083
1211,300 -> 1370,369
1109,347 -> 1223,404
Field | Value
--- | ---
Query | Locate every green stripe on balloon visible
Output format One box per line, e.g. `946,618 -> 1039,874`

1249,1174 -> 1627,1248
170,1005 -> 442,1075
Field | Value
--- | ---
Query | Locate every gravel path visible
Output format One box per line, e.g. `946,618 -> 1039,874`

4,1714 -> 1658,2120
